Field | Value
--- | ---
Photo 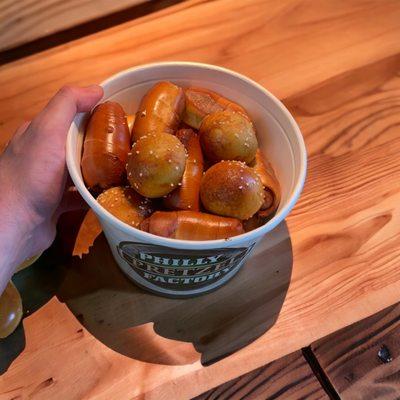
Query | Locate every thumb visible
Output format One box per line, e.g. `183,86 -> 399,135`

31,85 -> 103,139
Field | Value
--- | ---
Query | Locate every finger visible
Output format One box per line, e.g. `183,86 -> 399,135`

54,186 -> 89,220
30,85 -> 103,139
13,121 -> 31,139
3,121 -> 31,150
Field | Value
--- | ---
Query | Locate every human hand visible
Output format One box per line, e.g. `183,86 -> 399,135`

0,85 -> 103,292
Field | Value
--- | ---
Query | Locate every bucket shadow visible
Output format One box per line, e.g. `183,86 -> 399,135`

56,221 -> 293,366
0,211 -> 83,375
0,245 -> 68,374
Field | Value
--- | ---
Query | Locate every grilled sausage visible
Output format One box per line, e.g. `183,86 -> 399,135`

81,101 -> 130,190
163,129 -> 203,210
141,210 -> 244,240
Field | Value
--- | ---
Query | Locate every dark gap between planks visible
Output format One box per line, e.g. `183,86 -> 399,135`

302,346 -> 341,400
0,0 -> 185,66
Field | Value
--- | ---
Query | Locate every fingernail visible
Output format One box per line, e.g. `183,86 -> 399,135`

84,84 -> 103,93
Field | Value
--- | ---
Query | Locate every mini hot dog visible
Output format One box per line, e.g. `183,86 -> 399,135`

251,149 -> 281,218
183,87 -> 250,129
140,211 -> 244,240
81,101 -> 130,190
163,129 -> 204,211
132,81 -> 185,142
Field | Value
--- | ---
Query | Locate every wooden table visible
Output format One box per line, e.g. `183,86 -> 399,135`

1,0 -> 400,399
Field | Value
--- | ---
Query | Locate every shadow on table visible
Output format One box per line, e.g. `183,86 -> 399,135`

57,221 -> 293,366
0,245 -> 69,375
0,219 -> 292,371
0,211 -> 84,375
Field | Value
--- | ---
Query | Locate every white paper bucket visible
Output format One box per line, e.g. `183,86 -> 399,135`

66,62 -> 307,298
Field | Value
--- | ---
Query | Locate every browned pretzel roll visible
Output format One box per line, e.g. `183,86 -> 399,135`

81,101 -> 131,190
132,81 -> 185,142
140,211 -> 244,240
200,161 -> 264,220
97,186 -> 154,228
127,132 -> 186,198
199,110 -> 258,164
163,129 -> 204,211
183,87 -> 250,129
251,149 -> 281,218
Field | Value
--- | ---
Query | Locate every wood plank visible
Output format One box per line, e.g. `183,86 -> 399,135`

2,0 -> 400,151
1,0 -> 400,399
0,0 -> 150,52
194,351 -> 328,400
311,303 -> 400,400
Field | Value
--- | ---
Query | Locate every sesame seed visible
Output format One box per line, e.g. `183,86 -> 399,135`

136,150 -> 140,154
170,183 -> 174,187
149,150 -> 153,155
188,205 -> 192,209
178,182 -> 182,186
239,186 -> 243,190
139,172 -> 143,177
175,166 -> 179,170
128,152 -> 132,156
193,159 -> 197,164
168,159 -> 172,163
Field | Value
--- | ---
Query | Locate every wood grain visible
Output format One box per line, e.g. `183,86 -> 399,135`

194,351 -> 328,400
0,0 -> 149,52
312,303 -> 400,400
1,0 -> 400,399
2,0 -> 400,151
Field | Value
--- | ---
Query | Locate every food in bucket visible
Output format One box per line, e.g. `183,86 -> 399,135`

81,82 -> 280,240
81,101 -> 131,190
141,211 -> 244,240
